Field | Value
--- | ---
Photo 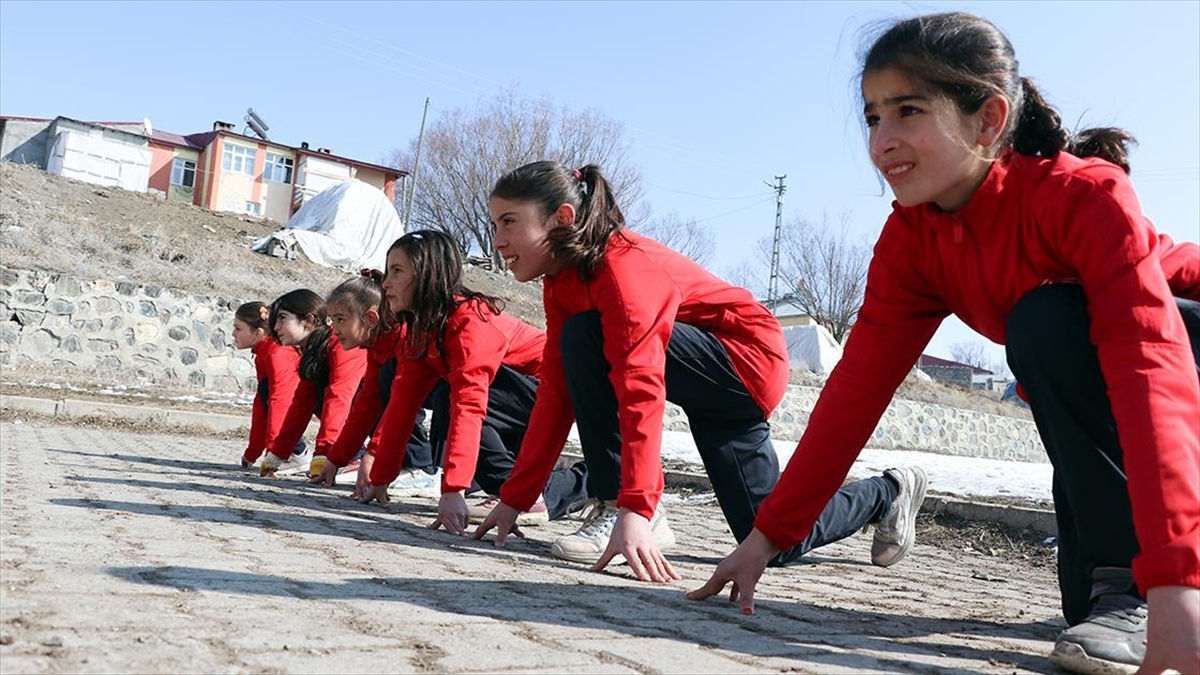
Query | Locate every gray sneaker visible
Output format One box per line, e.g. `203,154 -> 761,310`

550,500 -> 675,564
871,466 -> 928,567
1049,568 -> 1146,675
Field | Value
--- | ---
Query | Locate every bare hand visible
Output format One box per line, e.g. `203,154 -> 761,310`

349,454 -> 375,500
470,501 -> 524,546
687,528 -> 779,614
429,491 -> 470,536
592,508 -> 680,583
358,483 -> 390,508
1139,585 -> 1200,674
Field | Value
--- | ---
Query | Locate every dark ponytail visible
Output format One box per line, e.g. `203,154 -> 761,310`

1066,127 -> 1137,174
490,161 -> 626,282
862,12 -> 1136,167
1011,78 -> 1069,159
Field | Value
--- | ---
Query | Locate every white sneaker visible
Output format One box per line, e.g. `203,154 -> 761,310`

550,500 -> 675,564
388,467 -> 442,498
872,466 -> 927,567
262,448 -> 313,477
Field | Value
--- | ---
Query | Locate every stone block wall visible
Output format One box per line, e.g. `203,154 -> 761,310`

0,267 -> 256,393
1,265 -> 1046,463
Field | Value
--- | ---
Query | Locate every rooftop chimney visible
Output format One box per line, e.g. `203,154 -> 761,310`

213,120 -> 236,132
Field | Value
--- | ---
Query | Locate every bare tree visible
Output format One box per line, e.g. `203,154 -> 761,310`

948,340 -> 1011,377
388,89 -> 645,268
631,211 -> 715,266
755,212 -> 872,343
949,341 -> 988,369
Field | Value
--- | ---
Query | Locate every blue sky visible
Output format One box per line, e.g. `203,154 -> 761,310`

2,1 -> 1197,365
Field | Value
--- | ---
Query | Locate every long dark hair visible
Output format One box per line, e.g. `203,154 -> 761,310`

327,269 -> 390,336
387,229 -> 505,358
268,288 -> 329,382
490,161 -> 626,282
861,12 -> 1134,169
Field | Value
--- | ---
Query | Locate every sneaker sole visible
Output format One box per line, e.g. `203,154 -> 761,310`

874,467 -> 928,568
1048,641 -> 1139,675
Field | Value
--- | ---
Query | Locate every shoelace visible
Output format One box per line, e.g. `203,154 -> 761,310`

1088,595 -> 1148,631
573,502 -> 618,538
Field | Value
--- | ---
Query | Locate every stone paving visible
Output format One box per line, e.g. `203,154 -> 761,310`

0,421 -> 1067,674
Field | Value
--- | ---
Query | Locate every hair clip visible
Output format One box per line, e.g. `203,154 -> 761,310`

258,306 -> 270,321
572,168 -> 583,182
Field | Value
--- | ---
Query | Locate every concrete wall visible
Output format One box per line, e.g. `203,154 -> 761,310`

0,267 -> 256,394
1,119 -> 52,167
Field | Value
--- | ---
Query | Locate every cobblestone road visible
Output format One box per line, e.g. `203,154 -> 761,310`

0,421 -> 1066,673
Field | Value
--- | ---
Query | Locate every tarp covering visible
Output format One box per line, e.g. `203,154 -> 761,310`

252,180 -> 403,272
781,324 -> 843,374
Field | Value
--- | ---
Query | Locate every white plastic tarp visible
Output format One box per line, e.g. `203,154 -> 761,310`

781,324 -> 844,373
46,129 -> 150,192
252,180 -> 404,272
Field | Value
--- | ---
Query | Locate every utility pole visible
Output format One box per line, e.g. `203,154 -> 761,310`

765,175 -> 787,310
404,97 -> 431,229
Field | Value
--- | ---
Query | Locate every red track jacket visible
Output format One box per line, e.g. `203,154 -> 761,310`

499,231 -> 790,520
755,152 -> 1200,593
268,333 -> 367,461
324,325 -> 402,467
368,300 -> 544,493
242,338 -> 301,463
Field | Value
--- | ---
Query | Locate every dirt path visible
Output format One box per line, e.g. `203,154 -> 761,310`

0,421 -> 1065,673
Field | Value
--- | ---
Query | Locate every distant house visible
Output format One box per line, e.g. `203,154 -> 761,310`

917,354 -> 1010,391
766,295 -> 819,328
0,115 -> 152,192
2,115 -> 408,224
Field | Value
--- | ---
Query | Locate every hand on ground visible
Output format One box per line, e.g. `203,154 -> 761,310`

470,501 -> 524,546
687,528 -> 779,614
593,508 -> 680,583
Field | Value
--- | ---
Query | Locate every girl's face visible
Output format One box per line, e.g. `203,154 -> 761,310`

863,68 -> 998,212
328,300 -> 377,350
382,248 -> 417,313
273,309 -> 315,347
231,318 -> 264,350
489,196 -> 570,282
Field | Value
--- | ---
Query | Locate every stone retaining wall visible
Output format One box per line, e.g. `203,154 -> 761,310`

0,267 -> 256,393
0,266 -> 1046,463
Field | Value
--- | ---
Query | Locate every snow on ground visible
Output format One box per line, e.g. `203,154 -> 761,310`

579,427 -> 1055,506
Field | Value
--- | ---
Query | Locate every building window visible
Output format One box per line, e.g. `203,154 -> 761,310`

169,158 -> 196,188
245,202 -> 262,216
263,152 -> 294,184
222,144 -> 257,175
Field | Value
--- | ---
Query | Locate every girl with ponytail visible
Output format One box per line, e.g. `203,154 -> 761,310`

260,288 -> 368,477
690,12 -> 1200,675
477,161 -> 916,586
309,270 -> 442,499
232,301 -> 301,470
360,229 -> 591,536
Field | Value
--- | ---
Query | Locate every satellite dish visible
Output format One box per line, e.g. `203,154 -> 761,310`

143,117 -> 153,136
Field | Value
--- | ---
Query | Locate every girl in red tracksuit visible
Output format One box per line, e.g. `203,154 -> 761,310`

688,12 -> 1199,675
475,162 -> 915,585
260,288 -> 368,477
309,271 -> 438,496
232,301 -> 301,469
361,229 -> 590,535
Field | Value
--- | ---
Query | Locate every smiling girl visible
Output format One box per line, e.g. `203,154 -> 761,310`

260,288 -> 367,477
689,12 -> 1199,675
473,162 -> 921,585
309,271 -> 441,498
